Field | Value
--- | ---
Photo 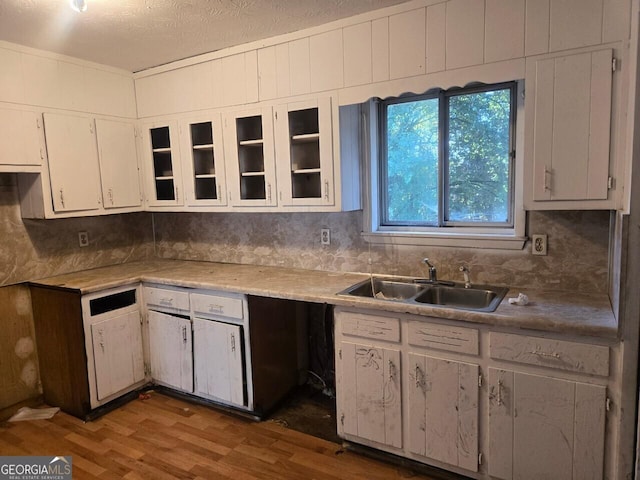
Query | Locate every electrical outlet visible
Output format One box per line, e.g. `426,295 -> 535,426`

321,228 -> 331,245
531,234 -> 547,256
78,231 -> 89,247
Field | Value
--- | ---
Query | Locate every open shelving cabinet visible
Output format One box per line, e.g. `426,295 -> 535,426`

143,121 -> 183,207
180,113 -> 227,206
275,97 -> 334,207
224,106 -> 277,207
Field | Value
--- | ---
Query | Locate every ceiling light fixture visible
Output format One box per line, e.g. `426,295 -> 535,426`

69,0 -> 87,13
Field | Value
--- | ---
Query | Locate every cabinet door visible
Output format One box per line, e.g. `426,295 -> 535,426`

43,112 -> 102,212
193,318 -> 245,406
223,107 -> 277,207
148,310 -> 193,392
0,108 -> 43,168
407,353 -> 479,472
488,369 -> 606,480
179,114 -> 228,207
95,119 -> 142,209
275,97 -> 334,206
530,49 -> 612,203
141,121 -> 183,207
338,341 -> 402,449
91,311 -> 144,401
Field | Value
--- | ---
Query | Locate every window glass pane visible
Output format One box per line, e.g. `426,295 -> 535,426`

446,88 -> 511,223
384,98 -> 439,224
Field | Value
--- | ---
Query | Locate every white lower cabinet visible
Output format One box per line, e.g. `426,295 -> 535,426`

193,318 -> 245,405
81,285 -> 147,413
91,311 -> 145,401
407,353 -> 479,472
488,369 -> 606,480
338,340 -> 402,449
148,309 -> 194,393
335,307 -> 613,479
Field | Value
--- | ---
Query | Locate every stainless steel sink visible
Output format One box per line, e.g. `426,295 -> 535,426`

414,285 -> 508,312
338,276 -> 508,312
345,278 -> 426,301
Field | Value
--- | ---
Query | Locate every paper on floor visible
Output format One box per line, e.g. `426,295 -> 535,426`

8,406 -> 60,422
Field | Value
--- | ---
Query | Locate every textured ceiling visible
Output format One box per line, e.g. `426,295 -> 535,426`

0,0 -> 410,72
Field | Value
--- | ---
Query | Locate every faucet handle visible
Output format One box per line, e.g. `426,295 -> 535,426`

422,258 -> 437,282
459,265 -> 471,288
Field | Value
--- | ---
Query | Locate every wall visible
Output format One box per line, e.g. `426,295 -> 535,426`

153,209 -> 610,294
0,284 -> 39,413
0,174 -> 154,411
0,174 -> 154,286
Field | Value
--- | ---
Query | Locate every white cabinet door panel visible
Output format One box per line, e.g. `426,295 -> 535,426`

148,310 -> 193,393
275,96 -> 334,207
339,341 -> 402,449
95,119 -> 142,209
43,112 -> 101,212
488,368 -> 605,480
531,49 -> 612,202
408,353 -> 479,472
193,318 -> 244,406
91,311 -> 144,401
0,108 -> 43,167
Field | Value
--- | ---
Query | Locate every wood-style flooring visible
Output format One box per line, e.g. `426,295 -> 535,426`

0,393 -> 452,480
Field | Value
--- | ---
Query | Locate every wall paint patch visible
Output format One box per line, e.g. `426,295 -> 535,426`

20,360 -> 39,389
14,336 -> 34,359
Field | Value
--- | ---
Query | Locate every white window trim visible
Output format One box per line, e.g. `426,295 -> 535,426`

361,81 -> 527,250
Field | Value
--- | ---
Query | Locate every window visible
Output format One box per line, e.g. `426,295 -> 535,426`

365,82 -> 525,249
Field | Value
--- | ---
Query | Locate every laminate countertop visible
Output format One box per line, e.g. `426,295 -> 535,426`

29,259 -> 618,340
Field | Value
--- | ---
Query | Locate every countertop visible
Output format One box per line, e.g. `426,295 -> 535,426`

29,259 -> 618,339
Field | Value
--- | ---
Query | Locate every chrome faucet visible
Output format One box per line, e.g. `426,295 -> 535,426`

422,258 -> 437,282
459,265 -> 471,288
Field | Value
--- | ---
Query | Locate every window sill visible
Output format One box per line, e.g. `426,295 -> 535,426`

362,231 -> 528,250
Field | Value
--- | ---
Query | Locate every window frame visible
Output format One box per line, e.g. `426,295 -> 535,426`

363,81 -> 526,250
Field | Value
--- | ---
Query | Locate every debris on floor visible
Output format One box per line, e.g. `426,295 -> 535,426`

8,406 -> 60,422
138,389 -> 154,401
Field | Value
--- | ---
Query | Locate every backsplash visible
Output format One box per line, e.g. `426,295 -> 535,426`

0,167 -> 611,293
0,175 -> 154,286
153,209 -> 611,293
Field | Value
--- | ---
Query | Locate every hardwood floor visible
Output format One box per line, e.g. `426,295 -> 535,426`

0,393 -> 451,480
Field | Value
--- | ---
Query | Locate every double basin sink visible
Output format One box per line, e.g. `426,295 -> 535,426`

339,276 -> 509,312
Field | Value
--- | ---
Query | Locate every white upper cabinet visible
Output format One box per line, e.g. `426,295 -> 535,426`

43,112 -> 102,213
275,97 -> 334,207
179,112 -> 227,207
0,107 -> 44,172
19,113 -> 144,218
140,121 -> 184,207
95,119 -> 142,209
223,106 -> 277,207
525,48 -> 614,208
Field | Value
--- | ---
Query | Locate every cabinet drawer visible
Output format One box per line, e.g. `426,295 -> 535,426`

490,332 -> 609,377
191,292 -> 244,320
408,320 -> 479,355
340,312 -> 400,342
144,286 -> 190,312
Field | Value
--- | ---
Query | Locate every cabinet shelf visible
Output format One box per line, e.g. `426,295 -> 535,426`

192,144 -> 214,150
195,174 -> 216,179
152,147 -> 172,153
239,139 -> 264,147
155,175 -> 174,181
241,171 -> 265,177
293,168 -> 322,174
291,133 -> 320,142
